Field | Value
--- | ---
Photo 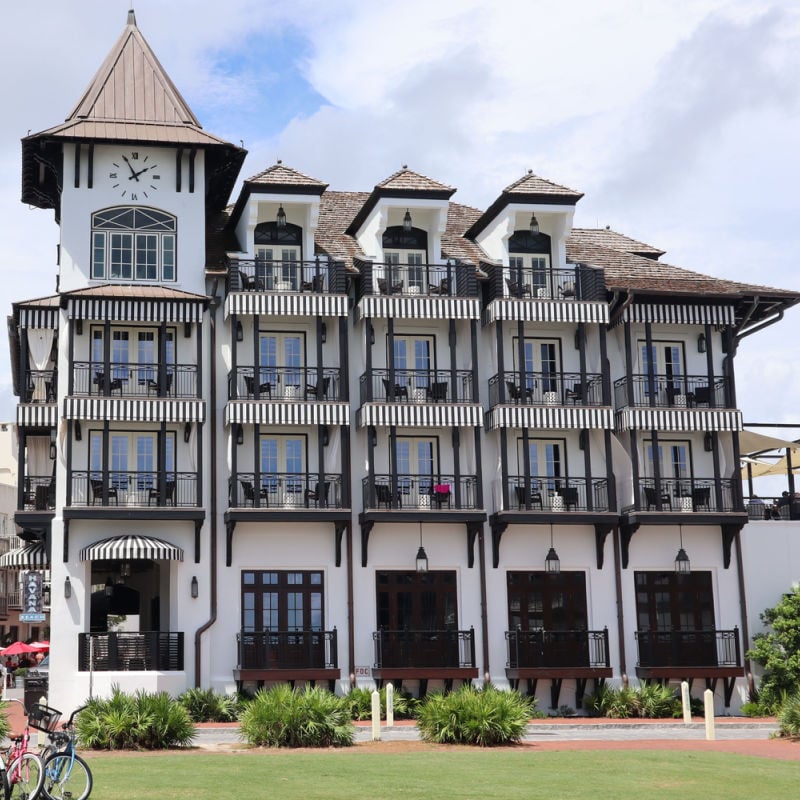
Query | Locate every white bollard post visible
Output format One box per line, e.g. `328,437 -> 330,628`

703,689 -> 715,740
386,682 -> 394,728
681,681 -> 691,724
371,689 -> 381,741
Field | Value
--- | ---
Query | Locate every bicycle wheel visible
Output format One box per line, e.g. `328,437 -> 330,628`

42,754 -> 92,800
7,752 -> 44,800
0,765 -> 11,800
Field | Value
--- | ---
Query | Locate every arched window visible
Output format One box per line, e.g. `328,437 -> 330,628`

91,207 -> 177,282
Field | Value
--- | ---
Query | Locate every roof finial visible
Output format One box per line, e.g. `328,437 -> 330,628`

127,9 -> 137,26
402,164 -> 408,170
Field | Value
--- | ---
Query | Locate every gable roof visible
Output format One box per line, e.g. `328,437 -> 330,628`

569,227 -> 666,259
21,10 -> 245,216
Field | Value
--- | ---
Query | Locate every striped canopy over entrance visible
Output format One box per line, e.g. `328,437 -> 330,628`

79,535 -> 183,562
0,542 -> 49,569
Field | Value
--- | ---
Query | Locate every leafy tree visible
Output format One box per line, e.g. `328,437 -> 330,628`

747,584 -> 800,712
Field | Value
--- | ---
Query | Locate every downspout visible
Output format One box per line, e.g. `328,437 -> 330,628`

194,280 -> 220,686
609,289 -> 634,329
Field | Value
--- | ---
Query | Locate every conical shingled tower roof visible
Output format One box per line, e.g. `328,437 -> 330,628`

21,10 -> 245,215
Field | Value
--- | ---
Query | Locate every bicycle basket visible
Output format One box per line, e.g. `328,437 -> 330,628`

28,703 -> 61,732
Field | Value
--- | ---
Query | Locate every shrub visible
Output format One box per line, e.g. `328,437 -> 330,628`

0,703 -> 11,741
239,684 -> 354,748
77,687 -> 195,750
585,683 -> 687,719
179,687 -> 243,722
416,685 -> 535,746
343,686 -> 419,720
747,585 -> 800,711
777,692 -> 800,737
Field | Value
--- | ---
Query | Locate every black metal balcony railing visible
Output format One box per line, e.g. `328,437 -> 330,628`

363,474 -> 479,510
21,370 -> 57,403
505,476 -> 610,512
228,366 -> 342,401
506,628 -> 610,670
364,261 -> 464,298
489,371 -> 603,407
637,477 -> 740,513
614,374 -> 729,410
237,630 -> 338,670
228,258 -> 343,294
70,471 -> 198,507
72,362 -> 197,398
22,474 -> 56,511
373,629 -> 476,669
635,629 -> 741,669
503,266 -> 582,301
360,369 -> 475,404
231,473 -> 343,509
78,632 -> 184,671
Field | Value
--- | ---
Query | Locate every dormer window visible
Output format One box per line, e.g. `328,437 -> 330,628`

508,229 -> 551,298
91,207 -> 176,282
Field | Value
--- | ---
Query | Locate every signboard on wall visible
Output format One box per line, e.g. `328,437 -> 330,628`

22,571 -> 43,614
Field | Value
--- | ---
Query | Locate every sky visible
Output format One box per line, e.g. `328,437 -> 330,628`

1,0 -> 798,488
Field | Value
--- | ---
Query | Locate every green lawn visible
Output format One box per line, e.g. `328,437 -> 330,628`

87,749 -> 799,800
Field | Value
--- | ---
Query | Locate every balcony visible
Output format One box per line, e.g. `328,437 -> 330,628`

635,478 -> 741,514
21,370 -> 57,403
489,371 -> 604,408
230,473 -> 343,509
360,261 -> 475,298
72,362 -> 197,398
69,471 -> 198,507
614,374 -> 729,410
78,632 -> 184,671
227,257 -> 344,294
500,476 -> 611,513
229,366 -> 343,402
362,475 -> 479,511
502,266 -> 583,301
21,475 -> 56,511
360,369 -> 475,404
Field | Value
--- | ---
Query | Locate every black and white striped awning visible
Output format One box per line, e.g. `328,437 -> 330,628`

614,408 -> 743,432
0,543 -> 49,569
18,308 -> 59,329
487,405 -> 614,430
226,401 -> 349,426
357,403 -> 483,428
225,293 -> 348,318
17,405 -> 58,427
613,303 -> 735,327
65,397 -> 205,423
356,296 -> 481,321
483,299 -> 609,325
79,535 -> 183,562
67,298 -> 204,323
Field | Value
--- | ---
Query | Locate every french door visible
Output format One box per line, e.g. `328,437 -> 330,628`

517,437 -> 564,487
91,326 -> 175,382
396,436 -> 436,502
386,249 -> 427,292
392,335 -> 434,391
260,435 -> 305,503
256,246 -> 301,290
259,333 -> 304,395
509,253 -> 549,295
645,439 -> 692,498
513,337 -> 560,394
90,430 -> 174,498
640,341 -> 685,400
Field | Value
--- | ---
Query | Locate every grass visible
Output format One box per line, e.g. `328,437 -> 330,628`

86,750 -> 800,800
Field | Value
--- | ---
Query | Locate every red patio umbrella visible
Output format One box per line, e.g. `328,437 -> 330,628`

28,641 -> 49,650
1,642 -> 38,656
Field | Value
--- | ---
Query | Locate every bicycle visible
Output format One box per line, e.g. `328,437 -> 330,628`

31,706 -> 91,800
1,699 -> 45,800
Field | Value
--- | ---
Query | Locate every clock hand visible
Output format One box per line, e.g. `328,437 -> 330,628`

121,155 -> 139,180
130,165 -> 152,180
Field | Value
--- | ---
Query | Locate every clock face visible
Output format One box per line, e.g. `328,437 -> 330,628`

108,150 -> 161,200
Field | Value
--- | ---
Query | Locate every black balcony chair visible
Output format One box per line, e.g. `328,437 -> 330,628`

148,480 -> 176,507
687,386 -> 711,407
240,480 -> 267,507
692,486 -> 711,511
505,277 -> 531,298
306,481 -> 331,508
565,383 -> 584,404
235,269 -> 257,291
95,372 -> 124,395
45,380 -> 56,402
90,479 -> 119,505
244,375 -> 273,399
146,373 -> 173,396
665,385 -> 683,406
375,483 -> 400,508
506,380 -> 533,403
643,486 -> 671,510
515,485 -> 543,510
378,278 -> 404,295
305,376 -> 331,400
426,381 -> 448,402
429,278 -> 449,296
301,274 -> 325,292
558,281 -> 576,299
558,487 -> 580,510
381,378 -> 408,401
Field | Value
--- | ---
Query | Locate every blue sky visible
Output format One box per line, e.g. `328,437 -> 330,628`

1,0 -> 799,489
